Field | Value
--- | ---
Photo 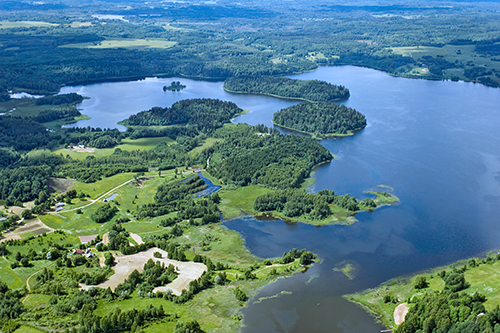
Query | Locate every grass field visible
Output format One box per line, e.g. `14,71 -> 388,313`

389,44 -> 500,83
60,38 -> 177,49
218,186 -> 274,220
41,170 -> 184,235
0,21 -> 58,29
345,255 -> 500,328
0,98 -> 61,116
53,136 -> 175,159
14,326 -> 47,333
188,138 -> 222,157
170,224 -> 261,267
0,96 -> 87,127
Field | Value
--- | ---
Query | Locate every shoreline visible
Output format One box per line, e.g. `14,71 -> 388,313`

222,86 -> 349,104
272,121 -> 366,140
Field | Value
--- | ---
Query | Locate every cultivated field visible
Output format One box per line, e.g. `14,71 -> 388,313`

0,21 -> 58,29
60,39 -> 177,49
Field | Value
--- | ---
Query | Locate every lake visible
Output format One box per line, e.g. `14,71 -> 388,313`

61,66 -> 500,332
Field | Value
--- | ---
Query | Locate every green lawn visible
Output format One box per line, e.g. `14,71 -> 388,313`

465,260 -> 500,310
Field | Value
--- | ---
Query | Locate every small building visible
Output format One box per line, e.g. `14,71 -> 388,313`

73,249 -> 84,255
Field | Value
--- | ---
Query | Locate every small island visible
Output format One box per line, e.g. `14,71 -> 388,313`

223,76 -> 350,102
273,102 -> 367,139
122,98 -> 242,127
163,81 -> 186,91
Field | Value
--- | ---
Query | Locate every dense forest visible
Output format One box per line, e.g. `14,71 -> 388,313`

123,99 -> 243,132
0,116 -> 61,151
198,124 -> 333,189
136,176 -> 219,221
0,0 -> 498,96
224,76 -> 350,102
273,102 -> 367,137
35,93 -> 84,105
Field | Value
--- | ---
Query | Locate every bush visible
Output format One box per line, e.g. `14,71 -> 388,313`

234,287 -> 247,301
413,275 -> 428,289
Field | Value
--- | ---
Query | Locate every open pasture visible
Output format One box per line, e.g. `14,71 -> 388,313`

60,38 -> 177,49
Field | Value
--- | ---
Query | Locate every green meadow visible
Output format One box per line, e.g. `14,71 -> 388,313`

54,136 -> 175,159
0,21 -> 58,29
345,255 -> 500,328
60,39 -> 177,50
218,186 -> 274,220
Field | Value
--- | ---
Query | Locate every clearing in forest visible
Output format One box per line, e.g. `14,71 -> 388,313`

81,248 -> 206,295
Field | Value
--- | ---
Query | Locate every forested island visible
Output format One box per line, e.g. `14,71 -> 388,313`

273,102 -> 367,138
223,76 -> 350,102
163,81 -> 186,92
122,98 -> 242,130
346,253 -> 500,333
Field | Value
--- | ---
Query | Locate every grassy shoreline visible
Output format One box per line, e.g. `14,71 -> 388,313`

344,252 -> 500,330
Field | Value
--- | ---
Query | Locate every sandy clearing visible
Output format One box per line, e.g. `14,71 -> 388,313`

72,147 -> 95,153
394,303 -> 409,325
102,233 -> 109,245
81,248 -> 206,295
79,235 -> 98,244
130,233 -> 144,245
1,219 -> 54,243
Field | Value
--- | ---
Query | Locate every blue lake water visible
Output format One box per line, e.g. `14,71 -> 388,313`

104,193 -> 117,201
181,172 -> 221,198
61,66 -> 500,332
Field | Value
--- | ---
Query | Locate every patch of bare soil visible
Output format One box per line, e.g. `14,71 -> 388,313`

80,248 -> 206,295
394,303 -> 409,325
79,235 -> 98,244
72,147 -> 95,153
102,233 -> 109,245
0,219 -> 54,243
129,233 -> 144,245
48,177 -> 76,194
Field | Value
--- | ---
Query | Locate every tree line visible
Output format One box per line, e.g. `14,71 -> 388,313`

198,123 -> 333,189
